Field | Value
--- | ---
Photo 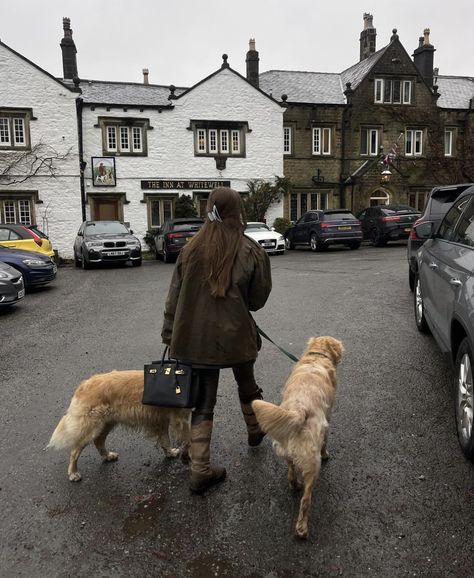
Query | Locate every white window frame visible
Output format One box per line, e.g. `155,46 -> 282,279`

231,130 -> 240,154
197,129 -> 207,153
283,126 -> 292,155
149,198 -> 174,228
402,81 -> 412,104
0,111 -> 30,149
375,79 -> 383,103
405,129 -> 423,157
119,126 -> 130,152
194,125 -> 244,156
107,126 -> 117,152
374,79 -> 412,105
220,130 -> 229,154
444,129 -> 454,157
360,127 -> 379,156
132,126 -> 143,152
209,129 -> 218,153
312,127 -> 331,156
0,198 -> 32,225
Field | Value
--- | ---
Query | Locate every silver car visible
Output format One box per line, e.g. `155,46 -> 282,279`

414,186 -> 474,461
0,261 -> 25,307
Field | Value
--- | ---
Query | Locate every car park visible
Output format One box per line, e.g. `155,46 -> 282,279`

0,223 -> 55,259
407,184 -> 473,291
0,261 -> 25,307
0,246 -> 57,289
284,209 -> 362,251
357,205 -> 420,247
154,218 -> 204,263
413,185 -> 474,461
73,221 -> 142,269
244,222 -> 285,254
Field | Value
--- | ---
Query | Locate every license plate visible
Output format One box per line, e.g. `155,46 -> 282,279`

262,243 -> 274,247
53,264 -> 58,273
338,226 -> 352,231
18,289 -> 25,299
404,228 -> 411,233
104,251 -> 127,256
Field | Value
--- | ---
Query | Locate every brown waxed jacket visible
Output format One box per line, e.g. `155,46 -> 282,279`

161,236 -> 272,367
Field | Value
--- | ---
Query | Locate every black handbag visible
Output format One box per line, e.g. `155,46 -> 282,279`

143,347 -> 200,408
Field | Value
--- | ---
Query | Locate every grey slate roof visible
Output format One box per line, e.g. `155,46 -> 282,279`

436,76 -> 474,109
340,47 -> 388,90
259,70 -> 345,104
75,80 -> 188,106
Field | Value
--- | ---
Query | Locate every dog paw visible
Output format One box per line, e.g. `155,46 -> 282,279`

295,525 -> 308,540
69,472 -> 82,482
104,451 -> 119,462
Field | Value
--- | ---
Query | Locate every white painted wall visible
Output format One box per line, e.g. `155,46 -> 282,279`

82,67 -> 284,251
0,43 -> 80,258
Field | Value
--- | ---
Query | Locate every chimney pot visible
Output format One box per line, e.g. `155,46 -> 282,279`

245,39 -> 259,87
143,68 -> 149,85
60,17 -> 78,80
423,28 -> 431,45
360,13 -> 377,61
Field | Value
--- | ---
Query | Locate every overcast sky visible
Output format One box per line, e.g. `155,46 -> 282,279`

1,0 -> 472,87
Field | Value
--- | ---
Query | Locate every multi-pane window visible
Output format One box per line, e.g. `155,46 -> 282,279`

192,122 -> 246,156
0,110 -> 30,149
283,126 -> 292,155
445,129 -> 454,157
149,198 -> 174,228
375,79 -> 412,104
290,192 -> 329,221
312,128 -> 331,155
100,118 -> 148,155
0,198 -> 32,224
405,129 -> 423,156
360,127 -> 379,156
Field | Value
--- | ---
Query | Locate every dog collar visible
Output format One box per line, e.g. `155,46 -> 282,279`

307,351 -> 333,362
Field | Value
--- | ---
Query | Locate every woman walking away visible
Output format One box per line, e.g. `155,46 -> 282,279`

161,187 -> 272,494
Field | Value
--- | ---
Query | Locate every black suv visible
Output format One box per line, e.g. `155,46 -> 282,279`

357,205 -> 420,247
284,210 -> 362,251
407,184 -> 473,291
154,218 -> 204,263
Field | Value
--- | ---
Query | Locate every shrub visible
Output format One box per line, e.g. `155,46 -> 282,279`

143,229 -> 158,252
272,217 -> 292,235
175,194 -> 197,218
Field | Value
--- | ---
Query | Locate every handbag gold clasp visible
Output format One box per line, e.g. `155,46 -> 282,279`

149,368 -> 157,374
175,369 -> 185,375
175,386 -> 181,394
164,367 -> 171,375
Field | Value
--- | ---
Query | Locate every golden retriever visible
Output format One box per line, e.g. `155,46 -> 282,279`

48,370 -> 191,482
252,336 -> 344,539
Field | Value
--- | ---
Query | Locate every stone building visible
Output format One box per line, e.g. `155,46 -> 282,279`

259,14 -> 474,221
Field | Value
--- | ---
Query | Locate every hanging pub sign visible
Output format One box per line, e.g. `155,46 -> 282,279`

141,180 -> 231,190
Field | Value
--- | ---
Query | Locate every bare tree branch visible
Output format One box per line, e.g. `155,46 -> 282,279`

0,141 -> 74,185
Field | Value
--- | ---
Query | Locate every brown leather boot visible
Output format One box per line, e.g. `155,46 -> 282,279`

240,389 -> 266,447
189,420 -> 226,495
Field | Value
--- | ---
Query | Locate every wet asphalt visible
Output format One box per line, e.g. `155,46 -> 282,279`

0,243 -> 473,578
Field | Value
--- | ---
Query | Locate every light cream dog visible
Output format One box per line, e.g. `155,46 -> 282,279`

252,336 -> 344,539
48,370 -> 191,482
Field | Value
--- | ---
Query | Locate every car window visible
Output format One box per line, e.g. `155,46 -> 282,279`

245,223 -> 270,231
0,229 -> 21,241
322,212 -> 357,221
450,197 -> 474,247
358,210 -> 367,220
85,222 -> 129,235
437,197 -> 472,241
172,222 -> 203,232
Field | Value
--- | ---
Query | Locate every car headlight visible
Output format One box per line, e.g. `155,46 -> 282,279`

126,240 -> 141,247
277,235 -> 284,241
85,241 -> 103,248
22,259 -> 49,267
0,271 -> 10,279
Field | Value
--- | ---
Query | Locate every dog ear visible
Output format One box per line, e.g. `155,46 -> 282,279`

327,338 -> 344,364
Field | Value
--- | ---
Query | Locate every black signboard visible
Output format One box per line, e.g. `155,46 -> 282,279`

141,180 -> 231,190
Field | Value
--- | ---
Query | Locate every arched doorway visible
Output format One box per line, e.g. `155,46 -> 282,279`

370,189 -> 390,206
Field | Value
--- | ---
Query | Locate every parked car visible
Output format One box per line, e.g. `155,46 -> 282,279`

284,210 -> 362,251
154,218 -> 204,263
244,222 -> 285,254
357,205 -> 421,247
0,261 -> 25,307
413,185 -> 474,461
73,221 -> 142,269
0,223 -> 55,258
0,246 -> 57,289
407,184 -> 473,291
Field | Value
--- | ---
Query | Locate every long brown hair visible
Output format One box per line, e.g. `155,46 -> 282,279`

181,187 -> 246,297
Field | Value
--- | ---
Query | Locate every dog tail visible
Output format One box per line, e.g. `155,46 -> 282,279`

252,399 -> 306,443
47,414 -> 74,450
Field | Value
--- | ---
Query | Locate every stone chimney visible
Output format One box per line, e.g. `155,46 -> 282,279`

143,68 -> 149,85
246,38 -> 259,88
60,17 -> 78,80
413,28 -> 436,88
359,13 -> 377,61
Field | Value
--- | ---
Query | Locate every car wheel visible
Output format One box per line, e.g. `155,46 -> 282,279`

81,253 -> 91,270
163,246 -> 173,263
371,228 -> 386,247
408,268 -> 415,292
455,338 -> 474,461
74,251 -> 81,268
285,236 -> 294,250
414,275 -> 429,333
132,258 -> 142,267
349,241 -> 361,250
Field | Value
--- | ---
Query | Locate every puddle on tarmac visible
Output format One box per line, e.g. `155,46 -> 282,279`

122,492 -> 167,539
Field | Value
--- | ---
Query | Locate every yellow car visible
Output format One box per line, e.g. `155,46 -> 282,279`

0,224 -> 55,258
